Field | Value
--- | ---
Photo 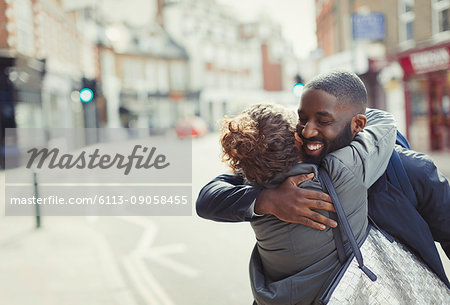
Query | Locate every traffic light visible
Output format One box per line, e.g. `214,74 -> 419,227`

292,82 -> 304,98
79,88 -> 94,103
292,74 -> 305,97
294,74 -> 304,84
80,78 -> 96,103
80,77 -> 98,129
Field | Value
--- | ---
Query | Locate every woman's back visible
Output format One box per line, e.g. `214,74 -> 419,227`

251,163 -> 368,282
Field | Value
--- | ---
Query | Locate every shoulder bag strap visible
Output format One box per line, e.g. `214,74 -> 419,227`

318,167 -> 377,282
329,212 -> 346,264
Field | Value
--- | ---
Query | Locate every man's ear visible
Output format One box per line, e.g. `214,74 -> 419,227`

294,132 -> 303,151
352,114 -> 367,134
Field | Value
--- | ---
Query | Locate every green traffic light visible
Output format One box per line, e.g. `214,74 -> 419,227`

292,83 -> 304,98
79,88 -> 94,103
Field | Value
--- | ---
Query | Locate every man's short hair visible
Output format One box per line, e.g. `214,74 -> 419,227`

305,70 -> 367,113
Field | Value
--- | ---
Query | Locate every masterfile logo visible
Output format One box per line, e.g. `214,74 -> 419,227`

26,145 -> 170,175
4,128 -> 192,216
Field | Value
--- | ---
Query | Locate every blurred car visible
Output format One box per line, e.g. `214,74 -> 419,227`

175,116 -> 209,138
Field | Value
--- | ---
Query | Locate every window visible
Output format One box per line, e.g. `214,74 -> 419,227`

169,61 -> 187,91
122,59 -> 142,89
183,17 -> 195,36
432,0 -> 450,35
217,48 -> 227,67
145,60 -> 157,92
203,44 -> 214,63
157,61 -> 169,93
398,0 -> 415,42
230,49 -> 239,69
14,0 -> 35,56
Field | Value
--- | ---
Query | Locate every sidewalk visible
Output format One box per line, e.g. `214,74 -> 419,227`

0,215 -> 139,305
0,170 -> 138,305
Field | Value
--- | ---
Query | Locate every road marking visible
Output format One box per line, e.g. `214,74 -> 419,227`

123,256 -> 162,305
145,243 -> 187,255
86,218 -> 139,305
146,252 -> 199,278
144,243 -> 199,277
116,216 -> 199,304
131,252 -> 176,305
116,215 -> 156,228
137,228 -> 158,254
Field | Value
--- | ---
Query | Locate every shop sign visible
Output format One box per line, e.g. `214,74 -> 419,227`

399,46 -> 450,76
352,13 -> 386,41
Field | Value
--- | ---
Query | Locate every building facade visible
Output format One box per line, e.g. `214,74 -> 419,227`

396,0 -> 450,151
162,0 -> 299,129
315,0 -> 450,152
104,23 -> 190,132
0,0 -> 101,134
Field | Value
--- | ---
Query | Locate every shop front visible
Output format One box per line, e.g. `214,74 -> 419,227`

0,54 -> 45,169
398,43 -> 450,152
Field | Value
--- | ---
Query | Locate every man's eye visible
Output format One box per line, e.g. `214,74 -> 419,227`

318,121 -> 332,126
299,118 -> 307,125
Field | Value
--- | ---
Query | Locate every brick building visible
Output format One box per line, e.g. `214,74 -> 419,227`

0,0 -> 84,168
315,0 -> 450,152
0,0 -> 99,133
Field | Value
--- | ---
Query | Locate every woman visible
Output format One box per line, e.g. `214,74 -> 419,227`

220,102 -> 450,304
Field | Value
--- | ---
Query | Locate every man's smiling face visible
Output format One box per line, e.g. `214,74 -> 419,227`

296,88 -> 357,164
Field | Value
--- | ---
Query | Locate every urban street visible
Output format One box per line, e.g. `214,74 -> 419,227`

0,133 -> 449,305
0,133 -> 255,305
1,0 -> 450,304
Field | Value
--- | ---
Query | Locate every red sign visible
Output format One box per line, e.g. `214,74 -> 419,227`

398,44 -> 450,76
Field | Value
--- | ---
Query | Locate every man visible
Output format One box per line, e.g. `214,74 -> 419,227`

196,70 -> 450,288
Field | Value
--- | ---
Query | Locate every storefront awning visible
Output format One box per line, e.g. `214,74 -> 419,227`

398,42 -> 450,77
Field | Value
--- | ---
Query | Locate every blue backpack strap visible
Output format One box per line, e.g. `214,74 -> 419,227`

386,131 -> 418,208
395,130 -> 411,149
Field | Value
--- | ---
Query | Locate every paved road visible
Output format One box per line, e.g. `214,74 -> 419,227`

0,133 -> 448,305
0,133 -> 256,305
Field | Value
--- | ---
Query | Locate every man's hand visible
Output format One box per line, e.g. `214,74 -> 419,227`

255,173 -> 337,230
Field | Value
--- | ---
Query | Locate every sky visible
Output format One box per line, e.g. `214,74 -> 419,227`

63,0 -> 317,58
217,0 -> 317,58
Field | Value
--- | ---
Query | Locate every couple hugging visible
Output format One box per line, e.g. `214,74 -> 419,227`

196,71 -> 450,304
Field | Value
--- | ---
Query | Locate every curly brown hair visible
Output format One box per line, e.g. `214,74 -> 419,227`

220,103 -> 301,186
